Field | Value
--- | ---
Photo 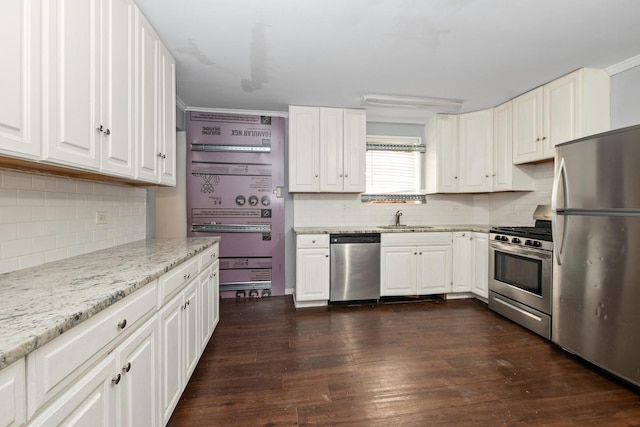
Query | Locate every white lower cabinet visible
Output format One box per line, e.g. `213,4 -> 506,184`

452,232 -> 472,292
159,279 -> 199,425
471,232 -> 489,299
17,246 -> 219,426
381,233 -> 452,296
29,354 -> 118,427
452,232 -> 489,298
295,234 -> 330,306
118,316 -> 159,427
0,358 -> 26,427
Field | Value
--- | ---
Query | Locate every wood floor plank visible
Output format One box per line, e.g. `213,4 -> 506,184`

168,296 -> 640,426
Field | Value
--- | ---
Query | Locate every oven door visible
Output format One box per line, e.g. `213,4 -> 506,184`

489,241 -> 552,315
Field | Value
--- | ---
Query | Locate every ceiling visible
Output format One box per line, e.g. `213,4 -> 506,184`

135,0 -> 640,124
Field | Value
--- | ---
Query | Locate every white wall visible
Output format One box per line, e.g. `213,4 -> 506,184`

0,169 -> 147,274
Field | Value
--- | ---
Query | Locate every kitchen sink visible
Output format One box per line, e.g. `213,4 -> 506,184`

378,225 -> 434,230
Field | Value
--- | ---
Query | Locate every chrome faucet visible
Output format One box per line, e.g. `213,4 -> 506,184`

395,210 -> 403,226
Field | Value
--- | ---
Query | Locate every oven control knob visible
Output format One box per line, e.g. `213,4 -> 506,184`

525,240 -> 532,246
512,238 -> 521,244
494,235 -> 502,240
532,241 -> 542,247
501,236 -> 508,241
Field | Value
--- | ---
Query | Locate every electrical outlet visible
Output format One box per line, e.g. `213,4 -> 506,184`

96,211 -> 108,225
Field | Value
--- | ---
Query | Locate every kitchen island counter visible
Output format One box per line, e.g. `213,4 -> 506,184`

0,237 -> 219,371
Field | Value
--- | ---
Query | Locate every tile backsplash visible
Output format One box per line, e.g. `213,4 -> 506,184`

0,169 -> 147,274
293,162 -> 554,228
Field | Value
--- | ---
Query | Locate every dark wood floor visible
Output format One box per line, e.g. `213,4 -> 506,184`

168,296 -> 640,426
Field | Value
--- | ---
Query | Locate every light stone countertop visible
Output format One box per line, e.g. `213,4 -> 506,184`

0,237 -> 220,371
294,225 -> 492,234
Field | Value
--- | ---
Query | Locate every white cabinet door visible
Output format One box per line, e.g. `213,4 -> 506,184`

458,109 -> 493,192
295,248 -> 330,301
319,107 -> 344,192
425,114 -> 459,194
118,316 -> 159,427
211,259 -> 220,331
452,232 -> 472,292
135,10 -> 160,183
183,281 -> 199,383
493,101 -> 535,192
416,245 -> 452,294
342,109 -> 366,192
43,0 -> 101,170
0,358 -> 26,427
29,354 -> 118,427
512,87 -> 544,164
159,292 -> 183,424
493,101 -> 513,192
0,0 -> 41,159
198,265 -> 212,352
288,106 -> 320,192
100,0 -> 135,178
380,246 -> 417,296
471,233 -> 489,299
158,43 -> 177,185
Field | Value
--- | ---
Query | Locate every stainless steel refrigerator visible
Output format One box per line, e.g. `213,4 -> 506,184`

552,124 -> 640,388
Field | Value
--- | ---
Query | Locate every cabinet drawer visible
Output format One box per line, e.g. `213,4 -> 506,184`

382,232 -> 452,246
28,283 -> 157,415
159,257 -> 199,304
297,234 -> 329,249
199,242 -> 219,269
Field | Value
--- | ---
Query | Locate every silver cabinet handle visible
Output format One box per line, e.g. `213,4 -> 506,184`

112,374 -> 121,385
183,272 -> 191,280
118,319 -> 127,329
123,362 -> 131,373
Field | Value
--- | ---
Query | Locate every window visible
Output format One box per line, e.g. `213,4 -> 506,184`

362,135 -> 426,203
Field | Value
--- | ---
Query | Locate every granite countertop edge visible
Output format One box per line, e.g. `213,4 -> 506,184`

0,237 -> 220,371
294,225 -> 492,234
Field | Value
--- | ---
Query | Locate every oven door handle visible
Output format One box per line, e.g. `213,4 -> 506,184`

551,157 -> 568,266
489,242 -> 551,260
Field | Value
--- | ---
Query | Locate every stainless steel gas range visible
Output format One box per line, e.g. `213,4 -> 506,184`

488,205 -> 553,339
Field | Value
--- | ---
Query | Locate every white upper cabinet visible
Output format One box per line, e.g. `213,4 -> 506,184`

288,106 -> 320,192
458,109 -> 493,193
101,0 -> 136,178
340,109 -> 366,192
493,101 -> 534,192
43,0 -> 136,178
289,106 -> 366,193
158,43 -> 177,186
513,68 -> 610,164
425,114 -> 459,194
42,0 -> 102,170
135,9 -> 176,185
0,0 -> 41,159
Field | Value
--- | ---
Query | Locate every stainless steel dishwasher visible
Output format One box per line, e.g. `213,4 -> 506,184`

330,233 -> 380,302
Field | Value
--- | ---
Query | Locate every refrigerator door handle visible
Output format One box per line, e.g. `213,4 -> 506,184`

552,157 -> 568,265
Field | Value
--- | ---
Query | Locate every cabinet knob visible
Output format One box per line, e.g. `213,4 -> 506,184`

312,240 -> 316,243
419,252 -> 422,255
97,125 -> 104,133
325,254 -> 329,258
542,136 -> 547,141
112,374 -> 121,385
183,272 -> 191,280
339,174 -> 343,177
344,174 -> 348,178
123,362 -> 132,373
454,176 -> 458,179
485,174 -> 489,178
536,138 -> 541,142
105,128 -> 111,136
157,152 -> 166,158
414,252 -> 417,255
315,174 -> 319,178
117,319 -> 127,329
462,233 -> 466,237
